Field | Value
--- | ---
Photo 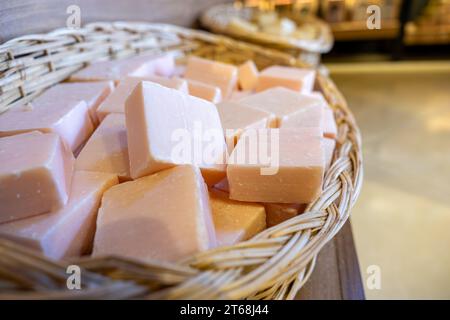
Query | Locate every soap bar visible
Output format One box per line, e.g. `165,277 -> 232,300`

96,76 -> 188,121
76,114 -> 130,181
210,189 -> 266,246
238,60 -> 259,91
323,108 -> 338,139
256,66 -> 315,94
264,203 -> 306,227
125,81 -> 227,185
279,98 -> 324,131
0,95 -> 94,152
186,79 -> 222,103
93,165 -> 216,263
185,56 -> 238,98
230,90 -> 252,101
216,101 -> 273,145
0,171 -> 118,260
324,137 -> 336,170
70,53 -> 175,84
228,128 -> 324,203
238,87 -> 322,127
40,81 -> 114,125
0,132 -> 74,223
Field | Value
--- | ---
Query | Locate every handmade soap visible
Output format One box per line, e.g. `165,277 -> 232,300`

76,114 -> 130,181
186,79 -> 222,103
70,53 -> 175,83
93,165 -> 216,263
230,90 -> 252,101
96,76 -> 188,121
324,137 -> 336,170
264,203 -> 307,227
0,132 -> 74,223
238,87 -> 322,127
213,178 -> 230,193
0,96 -> 93,152
185,56 -> 238,98
209,189 -> 266,246
279,100 -> 324,130
40,81 -> 114,125
238,60 -> 259,91
125,81 -> 227,185
323,108 -> 338,139
228,128 -> 324,203
216,101 -> 273,145
256,65 -> 315,94
0,171 -> 118,260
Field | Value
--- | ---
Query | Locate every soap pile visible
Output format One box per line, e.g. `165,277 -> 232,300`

0,52 -> 336,263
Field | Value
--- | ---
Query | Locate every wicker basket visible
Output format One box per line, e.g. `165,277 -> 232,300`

200,3 -> 334,66
0,22 -> 362,300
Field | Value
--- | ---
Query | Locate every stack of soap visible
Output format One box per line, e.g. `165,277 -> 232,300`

0,132 -> 74,223
228,128 -> 324,203
125,81 -> 227,185
209,189 -> 266,246
76,113 -> 130,181
96,76 -> 188,121
0,171 -> 118,260
256,65 -> 315,93
93,165 -> 216,263
185,56 -> 238,99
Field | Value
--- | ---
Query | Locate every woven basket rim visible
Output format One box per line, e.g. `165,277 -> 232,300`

0,22 -> 362,300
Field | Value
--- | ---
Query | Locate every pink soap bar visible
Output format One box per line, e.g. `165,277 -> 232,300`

256,66 -> 315,94
187,79 -> 222,103
0,94 -> 94,152
40,82 -> 114,126
228,128 -> 324,203
264,203 -> 307,227
96,76 -> 188,121
70,53 -> 175,83
93,165 -> 216,263
185,56 -> 238,98
125,81 -> 227,185
279,96 -> 324,131
324,137 -> 336,170
229,90 -> 253,101
0,171 -> 118,260
238,60 -> 259,91
76,114 -> 130,181
238,87 -> 322,127
323,108 -> 338,139
0,132 -> 74,223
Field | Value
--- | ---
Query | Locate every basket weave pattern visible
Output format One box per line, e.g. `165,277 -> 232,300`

0,22 -> 362,299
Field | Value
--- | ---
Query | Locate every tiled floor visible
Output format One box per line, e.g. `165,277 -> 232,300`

328,62 -> 450,299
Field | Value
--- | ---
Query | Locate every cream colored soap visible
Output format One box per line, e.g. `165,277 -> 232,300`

256,65 -> 315,94
125,81 -> 227,185
238,87 -> 323,127
0,132 -> 74,223
264,203 -> 306,227
185,56 -> 238,98
238,60 -> 259,91
279,101 -> 324,131
96,76 -> 188,121
228,128 -> 324,203
93,165 -> 216,263
210,189 -> 266,246
324,137 -> 336,170
76,114 -> 130,181
0,96 -> 93,152
186,79 -> 222,103
323,108 -> 338,139
216,101 -> 273,145
0,171 -> 118,260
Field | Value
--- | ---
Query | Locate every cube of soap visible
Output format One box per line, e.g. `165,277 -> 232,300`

187,79 -> 222,103
216,101 -> 273,145
0,132 -> 74,223
323,108 -> 338,139
238,87 -> 322,127
125,81 -> 227,185
185,56 -> 238,98
230,90 -> 252,101
40,81 -> 114,126
279,100 -> 324,130
0,171 -> 118,260
256,65 -> 315,94
264,203 -> 306,227
70,53 -> 175,84
324,137 -> 336,170
238,60 -> 259,91
228,128 -> 324,203
96,76 -> 188,121
210,189 -> 266,246
0,95 -> 94,152
93,165 -> 216,263
76,114 -> 130,181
